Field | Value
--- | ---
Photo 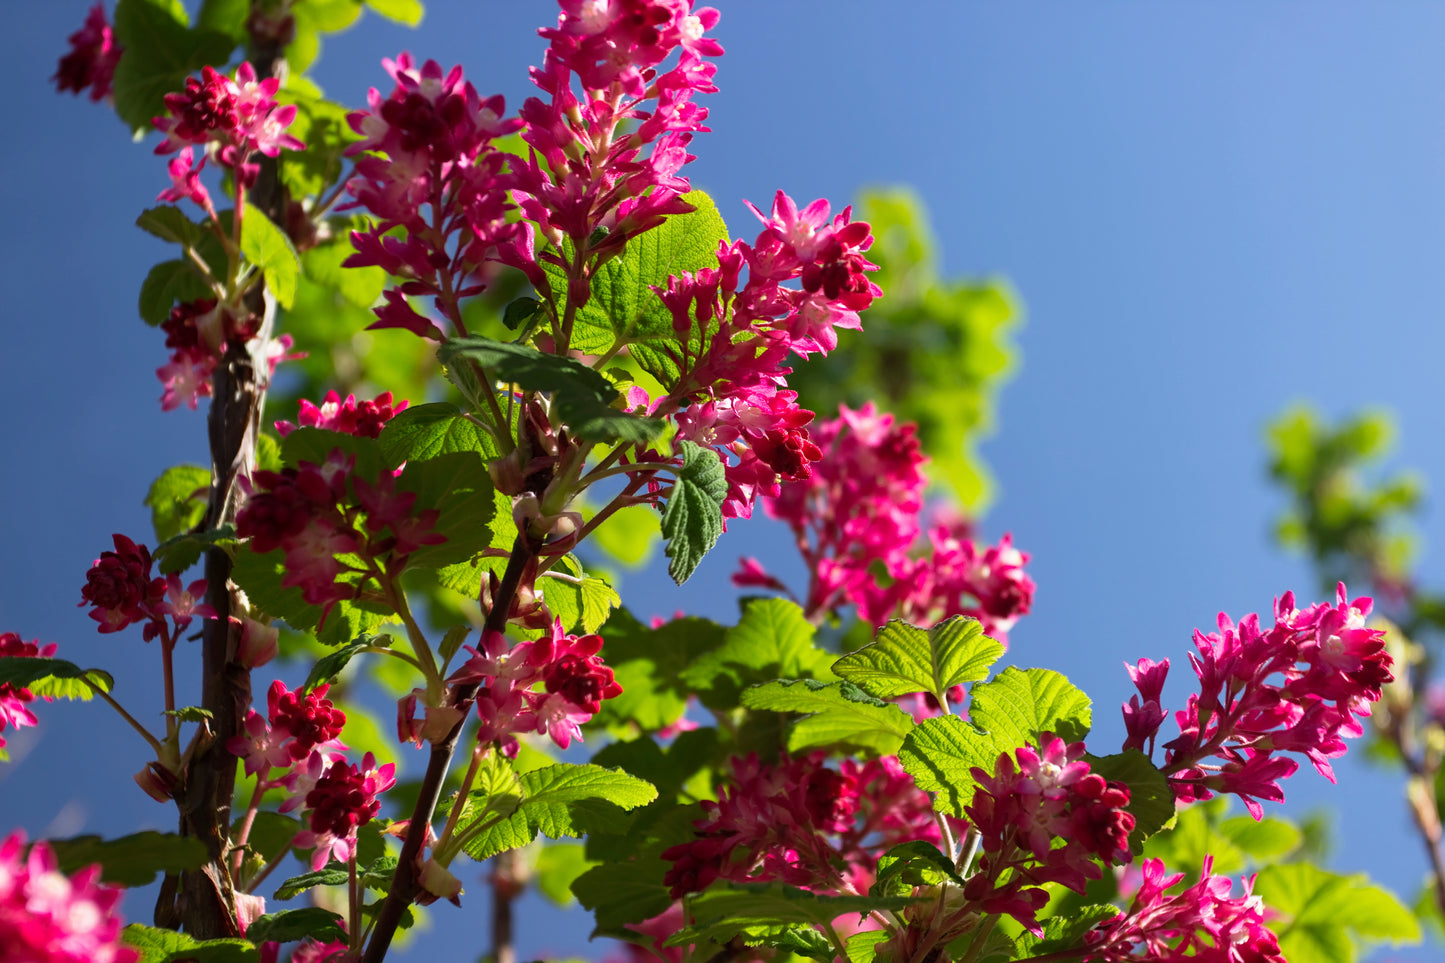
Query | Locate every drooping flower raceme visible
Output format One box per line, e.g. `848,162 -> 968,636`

1082,856 -> 1285,963
53,3 -> 122,104
0,831 -> 138,963
1123,584 -> 1393,818
291,752 -> 397,870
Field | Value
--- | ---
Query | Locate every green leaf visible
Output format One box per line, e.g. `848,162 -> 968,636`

1219,814 -> 1303,862
535,843 -> 595,906
302,238 -> 385,309
1256,863 -> 1420,956
659,440 -> 727,584
542,572 -> 620,635
572,857 -> 675,938
741,679 -> 915,755
845,930 -> 890,963
438,336 -> 665,444
163,706 -> 213,723
230,545 -> 391,647
139,259 -> 215,325
111,0 -> 236,134
136,205 -> 209,249
394,451 -> 497,570
455,763 -> 658,862
832,616 -> 1003,703
280,427 -> 383,475
1086,750 -> 1175,852
896,714 -> 1005,818
146,464 -> 211,542
590,610 -> 727,732
246,907 -> 347,945
379,402 -> 498,466
364,0 -> 424,25
122,925 -> 259,963
870,840 -> 962,898
152,524 -> 235,575
304,633 -> 394,690
1010,905 -> 1122,958
48,832 -> 208,887
665,883 -> 915,951
969,666 -> 1092,748
272,855 -> 397,901
0,657 -> 112,701
238,203 -> 301,309
502,295 -> 544,331
680,599 -> 835,712
539,190 -> 731,387
197,0 -> 249,39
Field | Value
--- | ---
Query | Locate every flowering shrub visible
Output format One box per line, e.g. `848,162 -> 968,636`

3,2 -> 1426,963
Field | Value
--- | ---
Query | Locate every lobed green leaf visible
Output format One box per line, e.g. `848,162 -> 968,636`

658,440 -> 727,584
48,832 -> 208,887
832,616 -> 1002,703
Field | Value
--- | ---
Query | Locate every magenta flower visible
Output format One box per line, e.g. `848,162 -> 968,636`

53,3 -> 122,104
79,534 -> 166,633
0,831 -> 138,963
156,147 -> 214,215
294,752 -> 396,870
0,633 -> 58,757
274,391 -> 410,439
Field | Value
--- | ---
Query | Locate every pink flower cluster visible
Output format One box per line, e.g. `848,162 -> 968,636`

228,682 -> 393,871
1083,856 -> 1284,963
445,620 -> 623,756
513,0 -> 723,264
741,403 -> 1035,641
235,449 -> 445,615
661,752 -> 945,898
344,54 -> 524,340
637,194 -> 882,519
275,391 -> 409,439
53,3 -> 122,104
0,831 -> 137,963
0,633 -> 57,757
155,297 -> 298,413
963,735 -> 1134,932
153,62 -> 304,190
78,534 -> 211,642
1124,584 -> 1394,819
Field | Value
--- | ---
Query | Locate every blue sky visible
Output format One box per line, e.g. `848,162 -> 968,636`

5,1 -> 1445,959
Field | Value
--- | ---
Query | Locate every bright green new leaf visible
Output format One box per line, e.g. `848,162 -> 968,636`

591,609 -> 727,732
542,573 -> 621,636
897,714 -> 1008,818
138,259 -> 215,325
659,440 -> 727,584
196,0 -> 248,39
111,0 -> 235,133
740,679 -> 914,755
145,464 -> 210,542
48,832 -> 208,887
238,203 -> 301,309
870,840 -> 963,898
302,238 -> 385,309
680,598 -> 835,711
1219,814 -> 1303,862
122,925 -> 259,963
273,855 -> 396,901
969,666 -> 1092,747
590,729 -> 718,800
0,657 -> 112,701
379,402 -> 498,466
246,907 -> 347,945
365,0 -> 424,25
832,616 -> 1003,703
845,931 -> 890,963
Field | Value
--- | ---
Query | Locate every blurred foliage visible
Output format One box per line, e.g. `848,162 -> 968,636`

790,188 -> 1021,511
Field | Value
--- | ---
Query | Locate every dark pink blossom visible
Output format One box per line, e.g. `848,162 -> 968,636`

0,633 -> 58,757
275,391 -> 409,438
79,534 -> 165,633
53,3 -> 122,103
294,752 -> 396,870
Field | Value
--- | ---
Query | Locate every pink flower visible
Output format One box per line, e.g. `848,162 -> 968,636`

53,3 -> 122,103
156,147 -> 214,214
275,391 -> 410,439
0,831 -> 138,963
294,752 -> 396,870
0,633 -> 58,756
79,534 -> 165,633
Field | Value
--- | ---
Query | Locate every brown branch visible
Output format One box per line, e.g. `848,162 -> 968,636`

362,531 -> 541,963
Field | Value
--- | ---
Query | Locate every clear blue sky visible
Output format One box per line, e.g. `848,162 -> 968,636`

5,2 -> 1445,959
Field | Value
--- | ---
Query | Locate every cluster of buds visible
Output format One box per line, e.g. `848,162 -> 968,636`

445,620 -> 622,756
235,448 -> 444,616
344,55 -> 525,339
1125,584 -> 1394,818
78,534 -> 211,643
0,633 -> 57,758
0,832 -> 137,963
661,752 -> 947,898
742,403 -> 1035,642
963,735 -> 1135,932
